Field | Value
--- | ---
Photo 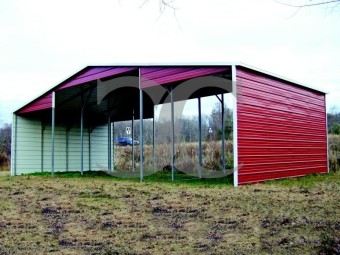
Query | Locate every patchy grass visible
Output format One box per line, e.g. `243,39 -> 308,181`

0,171 -> 339,254
0,165 -> 9,172
28,170 -> 234,187
264,172 -> 340,187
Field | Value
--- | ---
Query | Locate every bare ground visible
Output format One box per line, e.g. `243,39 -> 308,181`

0,171 -> 339,255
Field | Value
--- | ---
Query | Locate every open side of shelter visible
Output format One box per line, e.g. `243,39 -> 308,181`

11,63 -> 328,186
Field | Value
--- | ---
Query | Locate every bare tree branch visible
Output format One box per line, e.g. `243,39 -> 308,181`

275,0 -> 340,8
139,0 -> 177,13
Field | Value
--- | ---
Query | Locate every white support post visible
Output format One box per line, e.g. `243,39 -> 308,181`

112,122 -> 115,173
170,86 -> 175,182
221,93 -> 225,173
66,128 -> 69,171
108,114 -> 112,173
88,129 -> 91,171
80,109 -> 84,175
198,97 -> 202,179
41,122 -> 45,173
51,91 -> 55,177
132,109 -> 135,172
139,86 -> 144,182
232,65 -> 238,187
153,106 -> 156,172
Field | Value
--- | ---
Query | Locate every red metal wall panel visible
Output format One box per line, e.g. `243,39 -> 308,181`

17,93 -> 52,114
57,67 -> 137,90
140,67 -> 228,88
236,67 -> 327,184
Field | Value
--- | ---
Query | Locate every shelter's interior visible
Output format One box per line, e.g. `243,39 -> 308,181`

14,66 -> 235,181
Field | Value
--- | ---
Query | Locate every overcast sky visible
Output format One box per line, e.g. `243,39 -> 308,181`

0,0 -> 339,125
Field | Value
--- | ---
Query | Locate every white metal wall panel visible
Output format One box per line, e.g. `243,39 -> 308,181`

15,116 -> 41,174
91,124 -> 109,171
14,116 -> 95,174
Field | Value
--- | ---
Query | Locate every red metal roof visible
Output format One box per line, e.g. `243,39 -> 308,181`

140,67 -> 229,88
17,67 -> 137,114
56,67 -> 137,91
18,92 -> 53,114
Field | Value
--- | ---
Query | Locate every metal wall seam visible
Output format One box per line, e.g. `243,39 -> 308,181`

232,65 -> 238,187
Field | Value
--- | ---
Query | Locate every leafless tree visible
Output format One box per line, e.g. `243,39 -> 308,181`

276,0 -> 340,8
140,0 -> 177,15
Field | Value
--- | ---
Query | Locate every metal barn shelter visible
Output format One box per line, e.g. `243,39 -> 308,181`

11,63 -> 328,186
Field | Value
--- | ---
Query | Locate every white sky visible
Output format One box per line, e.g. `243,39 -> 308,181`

0,0 -> 339,125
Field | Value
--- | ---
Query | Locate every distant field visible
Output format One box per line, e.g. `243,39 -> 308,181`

113,140 -> 234,173
0,171 -> 339,254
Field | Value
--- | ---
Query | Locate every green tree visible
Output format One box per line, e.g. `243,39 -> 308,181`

209,102 -> 233,141
330,124 -> 340,135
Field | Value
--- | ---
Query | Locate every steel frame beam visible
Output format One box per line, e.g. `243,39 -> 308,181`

170,86 -> 175,181
51,92 -> 55,177
108,113 -> 112,173
132,109 -> 135,172
198,97 -> 202,178
112,122 -> 115,173
153,106 -> 156,172
232,65 -> 238,187
80,109 -> 84,175
88,127 -> 92,171
216,94 -> 226,173
221,93 -> 225,173
80,87 -> 95,175
66,127 -> 69,171
41,121 -> 45,173
139,73 -> 144,182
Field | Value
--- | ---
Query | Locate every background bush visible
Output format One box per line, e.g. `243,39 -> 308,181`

329,134 -> 340,172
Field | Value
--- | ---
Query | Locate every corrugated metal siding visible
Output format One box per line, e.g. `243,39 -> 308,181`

14,116 -> 41,173
91,124 -> 109,171
57,67 -> 137,90
140,67 -> 228,88
236,68 -> 327,184
42,125 -> 68,172
13,116 -> 110,174
17,93 -> 52,114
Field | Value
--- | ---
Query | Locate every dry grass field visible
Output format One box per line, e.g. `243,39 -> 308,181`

114,140 -> 234,173
0,170 -> 339,255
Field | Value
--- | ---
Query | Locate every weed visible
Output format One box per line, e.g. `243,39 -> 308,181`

320,232 -> 340,255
